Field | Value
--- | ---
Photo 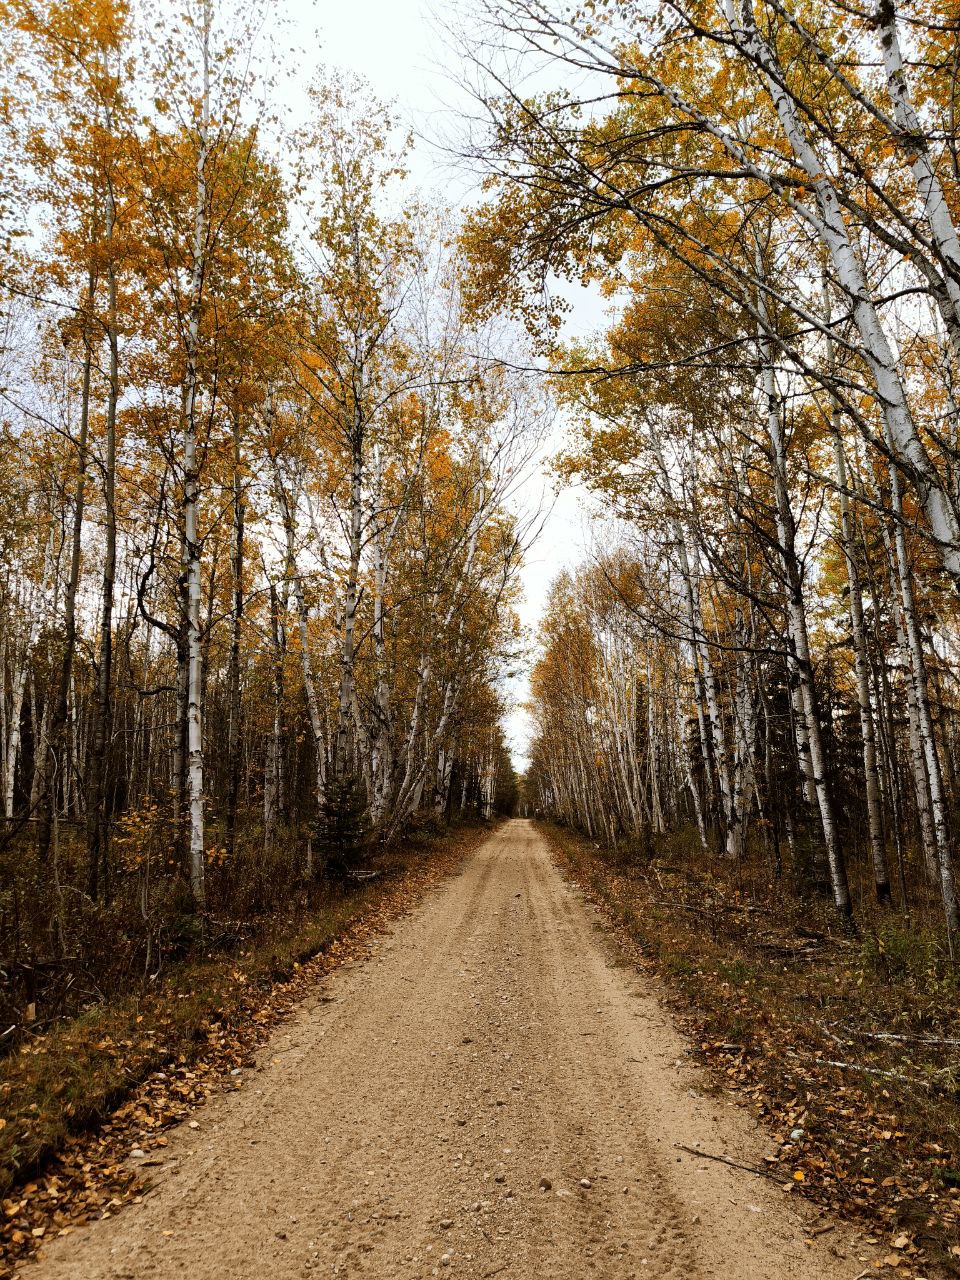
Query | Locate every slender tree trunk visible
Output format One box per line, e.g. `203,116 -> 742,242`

822,293 -> 891,902
40,273 -> 95,863
757,306 -> 851,918
279,487 -> 326,817
875,0 -> 960,352
335,426 -> 364,784
180,0 -> 212,909
86,182 -> 119,901
6,531 -> 55,819
225,414 -> 244,856
264,577 -> 283,851
733,0 -> 960,587
887,464 -> 959,945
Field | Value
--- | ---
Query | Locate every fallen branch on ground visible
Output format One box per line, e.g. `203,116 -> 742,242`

786,1050 -> 954,1087
674,1143 -> 788,1184
839,1025 -> 960,1048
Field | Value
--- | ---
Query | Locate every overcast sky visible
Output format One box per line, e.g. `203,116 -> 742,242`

283,0 -> 601,771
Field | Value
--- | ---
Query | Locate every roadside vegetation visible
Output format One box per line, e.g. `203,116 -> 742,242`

0,820 -> 495,1275
543,821 -> 960,1278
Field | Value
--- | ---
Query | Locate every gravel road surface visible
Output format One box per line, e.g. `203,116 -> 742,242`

25,819 -> 861,1279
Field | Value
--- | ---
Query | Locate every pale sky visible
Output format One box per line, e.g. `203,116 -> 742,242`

285,0 -> 600,771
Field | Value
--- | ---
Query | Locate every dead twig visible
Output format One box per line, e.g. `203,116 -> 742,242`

815,1020 -> 852,1047
749,940 -> 824,959
674,1143 -> 787,1184
839,1025 -> 960,1048
786,1050 -> 953,1086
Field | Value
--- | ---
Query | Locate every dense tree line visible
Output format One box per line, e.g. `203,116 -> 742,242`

0,0 -> 526,1013
462,0 -> 960,948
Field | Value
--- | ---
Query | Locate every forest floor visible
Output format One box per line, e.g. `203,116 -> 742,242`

543,821 -> 960,1280
19,818 -> 869,1280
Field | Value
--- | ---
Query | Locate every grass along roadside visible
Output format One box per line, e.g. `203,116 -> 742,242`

0,821 -> 491,1276
540,820 -> 960,1280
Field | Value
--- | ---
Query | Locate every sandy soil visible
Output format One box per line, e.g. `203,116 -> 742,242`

24,819 -> 866,1279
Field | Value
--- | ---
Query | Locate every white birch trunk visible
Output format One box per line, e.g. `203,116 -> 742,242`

181,0 -> 212,908
832,425 -> 891,896
758,308 -> 851,916
887,465 -> 959,941
822,284 -> 891,900
281,500 -> 326,812
876,0 -> 960,346
731,0 -> 960,586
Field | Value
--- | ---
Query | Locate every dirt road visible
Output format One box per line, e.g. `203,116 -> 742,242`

26,820 -> 863,1279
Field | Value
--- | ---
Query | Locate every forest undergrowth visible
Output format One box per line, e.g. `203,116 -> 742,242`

0,821 -> 489,1276
541,822 -> 960,1280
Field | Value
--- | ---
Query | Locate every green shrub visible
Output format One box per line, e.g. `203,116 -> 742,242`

859,920 -> 950,986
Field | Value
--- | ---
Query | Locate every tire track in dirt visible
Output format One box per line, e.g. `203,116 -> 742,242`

21,820 -> 864,1279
